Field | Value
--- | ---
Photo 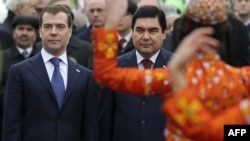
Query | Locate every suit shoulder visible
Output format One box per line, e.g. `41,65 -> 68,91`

117,51 -> 133,61
71,36 -> 91,46
76,63 -> 92,74
9,59 -> 31,70
161,48 -> 173,56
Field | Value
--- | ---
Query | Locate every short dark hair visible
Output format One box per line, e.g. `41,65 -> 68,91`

127,0 -> 137,15
131,5 -> 166,33
39,4 -> 73,28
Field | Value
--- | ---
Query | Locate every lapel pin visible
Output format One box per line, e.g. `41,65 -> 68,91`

76,69 -> 80,73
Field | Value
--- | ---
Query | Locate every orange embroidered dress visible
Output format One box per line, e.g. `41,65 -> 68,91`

92,28 -> 250,141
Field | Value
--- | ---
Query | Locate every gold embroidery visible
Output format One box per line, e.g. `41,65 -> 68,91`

175,98 -> 202,125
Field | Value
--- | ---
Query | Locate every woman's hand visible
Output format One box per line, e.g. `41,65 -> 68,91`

104,0 -> 127,29
168,27 -> 220,92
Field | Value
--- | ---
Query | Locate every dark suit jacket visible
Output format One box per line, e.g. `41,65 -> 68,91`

246,23 -> 250,44
76,26 -> 92,44
99,48 -> 172,141
3,53 -> 99,141
36,36 -> 93,69
0,45 -> 41,140
117,38 -> 134,56
0,45 -> 42,95
171,15 -> 250,67
162,33 -> 173,52
0,11 -> 15,50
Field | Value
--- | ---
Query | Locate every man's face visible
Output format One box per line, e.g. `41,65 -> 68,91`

13,24 -> 37,48
39,12 -> 72,56
86,0 -> 107,28
118,14 -> 133,35
234,0 -> 250,16
132,17 -> 166,58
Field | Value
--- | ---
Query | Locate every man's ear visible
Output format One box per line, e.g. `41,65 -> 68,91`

39,28 -> 42,38
162,29 -> 167,40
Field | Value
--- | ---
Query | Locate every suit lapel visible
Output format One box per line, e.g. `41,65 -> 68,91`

121,50 -> 138,67
154,49 -> 170,69
123,38 -> 134,53
28,53 -> 56,100
62,58 -> 80,106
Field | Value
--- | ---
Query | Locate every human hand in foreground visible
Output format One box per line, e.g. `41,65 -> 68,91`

168,27 -> 220,92
104,0 -> 127,29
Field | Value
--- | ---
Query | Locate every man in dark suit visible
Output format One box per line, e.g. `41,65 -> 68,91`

0,14 -> 41,141
76,0 -> 108,44
2,5 -> 99,141
117,0 -> 137,56
64,36 -> 93,69
99,5 -> 172,141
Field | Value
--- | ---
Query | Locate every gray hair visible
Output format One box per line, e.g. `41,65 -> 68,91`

5,0 -> 30,11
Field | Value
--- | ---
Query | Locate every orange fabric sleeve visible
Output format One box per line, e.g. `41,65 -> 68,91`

92,28 -> 171,97
162,87 -> 249,141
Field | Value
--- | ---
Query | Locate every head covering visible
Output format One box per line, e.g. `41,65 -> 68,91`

127,0 -> 137,15
184,0 -> 228,25
12,14 -> 39,29
175,0 -> 231,64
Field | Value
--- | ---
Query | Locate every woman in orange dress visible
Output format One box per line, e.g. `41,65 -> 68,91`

93,0 -> 250,140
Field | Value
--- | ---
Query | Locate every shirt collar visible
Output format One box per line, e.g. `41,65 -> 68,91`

41,48 -> 68,65
118,31 -> 132,42
136,49 -> 160,65
16,46 -> 33,55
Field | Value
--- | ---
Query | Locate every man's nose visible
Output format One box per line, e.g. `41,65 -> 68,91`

50,27 -> 58,34
142,32 -> 150,40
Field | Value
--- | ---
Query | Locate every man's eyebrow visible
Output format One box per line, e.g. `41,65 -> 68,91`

135,26 -> 159,30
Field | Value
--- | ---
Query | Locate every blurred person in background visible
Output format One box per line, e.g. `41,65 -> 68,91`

0,14 -> 41,141
233,0 -> 250,44
233,0 -> 250,25
0,0 -> 37,50
117,0 -> 137,55
76,0 -> 107,43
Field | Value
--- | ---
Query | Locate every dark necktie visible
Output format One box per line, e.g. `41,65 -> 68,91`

119,38 -> 126,48
50,58 -> 65,109
141,59 -> 152,69
22,50 -> 29,58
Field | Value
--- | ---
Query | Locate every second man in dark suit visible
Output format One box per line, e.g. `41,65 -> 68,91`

99,5 -> 172,141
